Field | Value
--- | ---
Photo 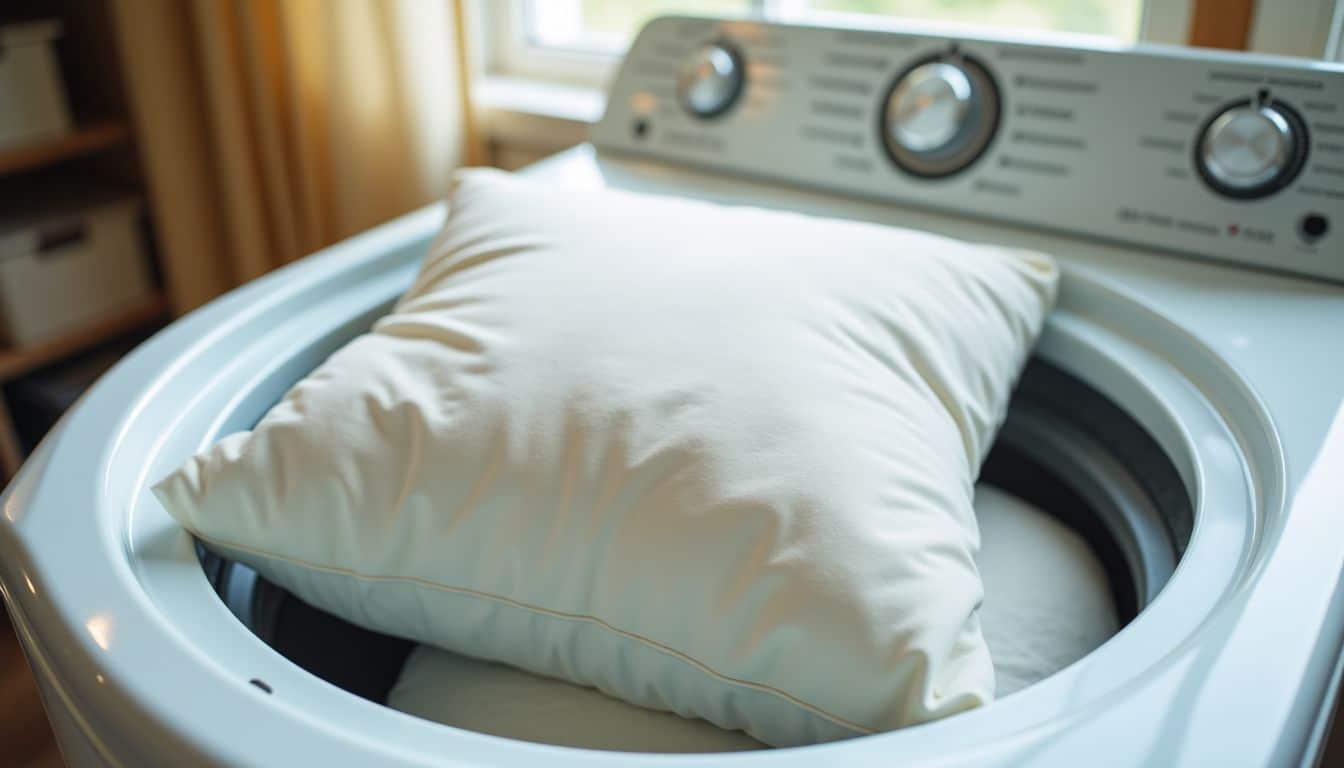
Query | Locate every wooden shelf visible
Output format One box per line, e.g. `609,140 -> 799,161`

0,295 -> 169,480
0,294 -> 169,383
0,121 -> 131,178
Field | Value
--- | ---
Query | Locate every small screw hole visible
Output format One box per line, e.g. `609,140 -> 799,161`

1257,88 -> 1271,103
250,678 -> 273,694
633,118 -> 650,139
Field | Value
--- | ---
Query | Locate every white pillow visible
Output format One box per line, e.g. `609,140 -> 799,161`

155,168 -> 1058,747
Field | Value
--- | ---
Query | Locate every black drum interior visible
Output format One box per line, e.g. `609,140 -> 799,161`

197,358 -> 1194,706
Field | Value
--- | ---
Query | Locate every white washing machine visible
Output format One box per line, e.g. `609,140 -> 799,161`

3,15 -> 1344,767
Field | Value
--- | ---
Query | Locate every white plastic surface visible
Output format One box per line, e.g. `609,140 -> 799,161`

0,145 -> 1340,768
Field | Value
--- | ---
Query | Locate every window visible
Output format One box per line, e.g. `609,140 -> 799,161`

524,0 -> 1143,54
525,1 -> 757,55
485,0 -> 1344,86
811,1 -> 1142,39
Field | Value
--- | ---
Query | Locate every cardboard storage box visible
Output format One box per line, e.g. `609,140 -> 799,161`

0,20 -> 72,149
0,193 -> 155,348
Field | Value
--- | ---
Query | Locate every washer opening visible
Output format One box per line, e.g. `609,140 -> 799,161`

195,357 -> 1192,745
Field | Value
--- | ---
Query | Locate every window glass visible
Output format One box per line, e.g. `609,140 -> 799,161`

527,0 -> 757,53
811,0 -> 1141,41
523,0 -> 1144,55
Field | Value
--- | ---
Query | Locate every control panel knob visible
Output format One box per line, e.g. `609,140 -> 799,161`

880,56 -> 1000,178
1196,100 -> 1308,199
678,42 -> 745,119
889,62 -> 972,152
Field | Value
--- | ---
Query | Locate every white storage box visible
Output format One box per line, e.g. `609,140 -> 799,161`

0,193 -> 155,348
0,20 -> 72,149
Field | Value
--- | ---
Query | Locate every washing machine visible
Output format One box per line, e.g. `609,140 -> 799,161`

3,14 -> 1344,767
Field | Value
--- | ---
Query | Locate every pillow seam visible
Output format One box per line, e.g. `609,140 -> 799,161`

192,530 -> 874,736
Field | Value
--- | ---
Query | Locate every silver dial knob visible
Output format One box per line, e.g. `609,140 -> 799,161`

887,62 -> 973,153
880,56 -> 1000,178
677,43 -> 744,119
1197,100 -> 1307,199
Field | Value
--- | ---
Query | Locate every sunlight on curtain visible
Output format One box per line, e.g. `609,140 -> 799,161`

111,0 -> 476,313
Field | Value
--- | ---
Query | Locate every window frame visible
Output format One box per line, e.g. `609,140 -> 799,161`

1247,0 -> 1343,59
482,0 -> 640,87
1333,0 -> 1344,59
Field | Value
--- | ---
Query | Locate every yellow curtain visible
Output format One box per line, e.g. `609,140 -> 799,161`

109,0 -> 481,313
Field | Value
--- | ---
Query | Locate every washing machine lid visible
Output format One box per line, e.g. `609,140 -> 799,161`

1,144 -> 1342,767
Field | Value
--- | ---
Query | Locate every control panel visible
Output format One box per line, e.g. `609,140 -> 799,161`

593,17 -> 1344,283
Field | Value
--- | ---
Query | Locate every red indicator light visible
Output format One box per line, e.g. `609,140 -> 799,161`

1228,224 -> 1240,236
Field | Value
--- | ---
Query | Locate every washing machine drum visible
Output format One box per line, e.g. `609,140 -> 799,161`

202,358 -> 1190,753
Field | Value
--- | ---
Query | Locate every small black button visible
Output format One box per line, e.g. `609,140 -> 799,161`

1300,213 -> 1329,242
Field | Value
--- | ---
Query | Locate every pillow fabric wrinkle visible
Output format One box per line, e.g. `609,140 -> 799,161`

154,167 -> 1058,748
